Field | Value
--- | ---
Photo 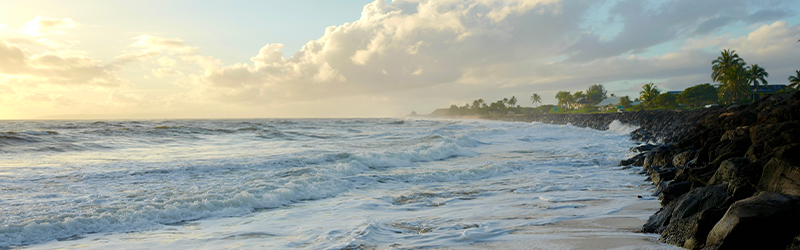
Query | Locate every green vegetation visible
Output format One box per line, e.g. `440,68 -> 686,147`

530,93 -> 542,107
427,49 -> 798,117
790,70 -> 800,90
639,82 -> 661,108
619,96 -> 632,108
678,83 -> 717,108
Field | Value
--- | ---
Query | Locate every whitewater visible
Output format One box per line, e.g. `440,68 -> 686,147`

0,118 -> 677,249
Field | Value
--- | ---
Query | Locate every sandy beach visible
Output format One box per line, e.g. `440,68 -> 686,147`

439,200 -> 681,250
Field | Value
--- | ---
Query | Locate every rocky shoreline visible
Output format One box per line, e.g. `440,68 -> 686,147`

482,92 -> 800,249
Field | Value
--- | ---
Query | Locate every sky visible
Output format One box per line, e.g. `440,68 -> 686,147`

1,0 -> 800,119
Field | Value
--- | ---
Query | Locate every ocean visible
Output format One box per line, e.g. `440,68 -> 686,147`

0,118 -> 674,249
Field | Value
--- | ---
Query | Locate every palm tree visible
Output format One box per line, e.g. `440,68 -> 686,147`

530,93 -> 542,107
508,96 -> 517,107
789,70 -> 800,90
555,91 -> 571,110
711,49 -> 753,104
712,49 -> 745,83
639,82 -> 660,108
718,65 -> 750,103
746,64 -> 768,100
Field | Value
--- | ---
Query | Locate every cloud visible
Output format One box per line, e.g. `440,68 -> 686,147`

0,41 -> 126,87
693,16 -> 735,35
22,16 -> 76,36
0,41 -> 28,74
152,68 -> 182,77
113,51 -> 160,65
158,56 -> 177,67
198,0 -> 569,104
744,9 -> 793,24
132,35 -> 196,53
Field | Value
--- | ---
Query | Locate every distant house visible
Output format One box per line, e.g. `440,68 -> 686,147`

667,91 -> 683,95
752,85 -> 787,94
749,85 -> 788,100
595,97 -> 641,110
570,97 -> 594,110
595,97 -> 622,108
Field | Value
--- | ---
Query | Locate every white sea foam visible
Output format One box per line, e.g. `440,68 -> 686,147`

607,120 -> 640,135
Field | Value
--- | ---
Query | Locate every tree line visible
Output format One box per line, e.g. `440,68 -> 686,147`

427,49 -> 799,116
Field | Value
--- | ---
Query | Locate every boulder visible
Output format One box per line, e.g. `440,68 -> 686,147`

620,152 -> 646,166
648,165 -> 678,186
746,122 -> 800,160
719,126 -> 749,141
644,145 -> 679,170
676,163 -> 718,186
708,157 -> 749,185
758,158 -> 800,196
709,136 -> 751,167
705,192 -> 800,249
659,207 -> 728,249
673,150 -> 697,167
633,154 -> 647,167
632,144 -> 658,153
643,184 -> 733,234
659,181 -> 692,206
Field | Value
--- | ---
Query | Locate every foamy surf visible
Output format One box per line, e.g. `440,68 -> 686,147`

607,120 -> 640,135
0,119 -> 671,249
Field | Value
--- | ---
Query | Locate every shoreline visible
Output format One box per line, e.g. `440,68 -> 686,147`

438,200 -> 681,250
476,92 -> 800,249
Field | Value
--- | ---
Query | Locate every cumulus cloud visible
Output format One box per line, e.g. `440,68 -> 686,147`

0,41 -> 127,87
198,0 -> 570,104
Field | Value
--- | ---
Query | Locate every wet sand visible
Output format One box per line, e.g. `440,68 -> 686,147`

438,200 -> 681,250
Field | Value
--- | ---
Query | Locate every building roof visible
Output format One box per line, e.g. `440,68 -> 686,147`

752,85 -> 787,93
667,91 -> 682,95
596,97 -> 621,106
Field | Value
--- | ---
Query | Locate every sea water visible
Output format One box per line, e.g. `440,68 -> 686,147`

0,118 -> 664,249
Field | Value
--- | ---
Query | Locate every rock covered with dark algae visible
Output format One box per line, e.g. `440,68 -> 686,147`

485,91 -> 800,249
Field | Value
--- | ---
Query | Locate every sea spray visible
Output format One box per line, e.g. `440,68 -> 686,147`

607,120 -> 640,135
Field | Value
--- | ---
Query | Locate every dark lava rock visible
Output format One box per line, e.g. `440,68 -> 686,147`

705,192 -> 800,250
643,184 -> 733,234
660,207 -> 727,249
620,152 -> 645,166
708,136 -> 751,167
632,144 -> 658,153
758,158 -> 800,196
648,165 -> 679,187
673,150 -> 698,167
708,157 -> 749,185
644,145 -> 678,170
660,181 -> 692,206
745,121 -> 800,162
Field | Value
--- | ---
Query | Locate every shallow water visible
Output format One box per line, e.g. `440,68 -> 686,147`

0,118 -> 666,249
